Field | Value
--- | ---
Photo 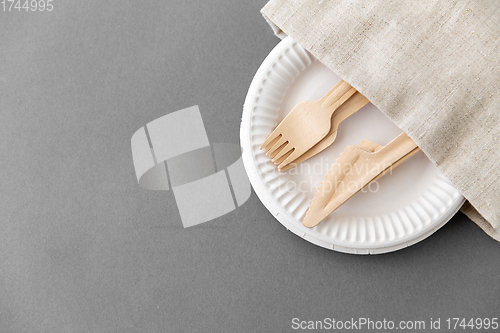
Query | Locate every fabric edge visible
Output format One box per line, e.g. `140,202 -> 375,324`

461,201 -> 500,242
261,6 -> 287,39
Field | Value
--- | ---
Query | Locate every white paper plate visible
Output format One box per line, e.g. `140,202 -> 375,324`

241,37 -> 464,254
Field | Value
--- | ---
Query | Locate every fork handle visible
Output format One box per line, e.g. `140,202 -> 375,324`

321,80 -> 357,110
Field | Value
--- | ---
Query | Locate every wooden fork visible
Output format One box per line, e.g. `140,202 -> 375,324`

260,80 -> 359,170
303,132 -> 421,228
279,91 -> 370,171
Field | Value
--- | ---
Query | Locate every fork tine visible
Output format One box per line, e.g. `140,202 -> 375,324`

260,131 -> 282,150
277,148 -> 302,170
261,134 -> 281,152
272,146 -> 294,164
267,141 -> 288,159
273,148 -> 294,165
266,135 -> 288,156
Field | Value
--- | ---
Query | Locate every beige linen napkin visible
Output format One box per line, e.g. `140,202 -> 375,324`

261,0 -> 500,242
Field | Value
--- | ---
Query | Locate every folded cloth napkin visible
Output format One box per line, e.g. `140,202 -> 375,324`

261,0 -> 500,242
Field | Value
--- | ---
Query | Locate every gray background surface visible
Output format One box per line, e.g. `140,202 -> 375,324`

1,1 -> 499,332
